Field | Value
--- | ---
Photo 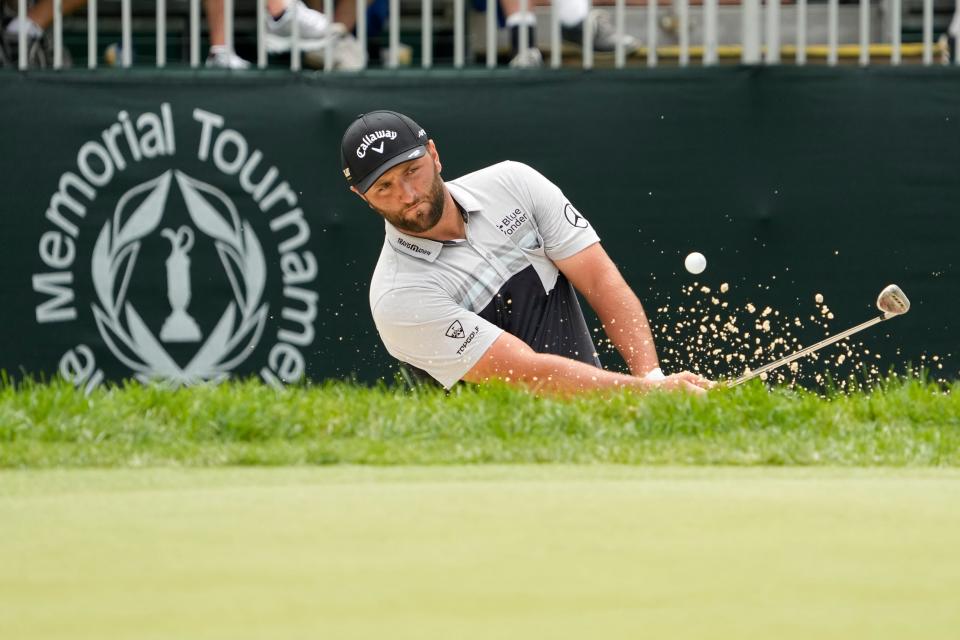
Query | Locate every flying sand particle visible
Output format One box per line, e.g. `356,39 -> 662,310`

644,281 -> 887,388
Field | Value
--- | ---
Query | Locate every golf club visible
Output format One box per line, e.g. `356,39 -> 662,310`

729,284 -> 910,387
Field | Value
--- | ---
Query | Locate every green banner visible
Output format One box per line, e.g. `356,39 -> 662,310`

1,68 -> 957,389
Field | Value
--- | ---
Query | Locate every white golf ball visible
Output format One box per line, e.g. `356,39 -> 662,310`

684,252 -> 707,275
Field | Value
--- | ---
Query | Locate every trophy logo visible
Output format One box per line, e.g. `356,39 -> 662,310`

31,105 -> 322,392
90,170 -> 269,385
159,226 -> 202,343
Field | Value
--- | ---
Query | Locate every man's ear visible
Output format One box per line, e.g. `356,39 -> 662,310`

350,186 -> 367,203
427,140 -> 442,173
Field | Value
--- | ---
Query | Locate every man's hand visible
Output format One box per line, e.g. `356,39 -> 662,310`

645,371 -> 715,395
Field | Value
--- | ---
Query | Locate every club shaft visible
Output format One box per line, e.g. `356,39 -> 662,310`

731,314 -> 887,386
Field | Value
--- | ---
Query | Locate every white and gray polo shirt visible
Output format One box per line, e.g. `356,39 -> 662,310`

369,161 -> 602,388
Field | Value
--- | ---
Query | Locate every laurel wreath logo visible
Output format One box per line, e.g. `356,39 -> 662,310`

91,170 -> 269,385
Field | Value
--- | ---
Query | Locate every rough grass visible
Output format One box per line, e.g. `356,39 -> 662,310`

1,376 -> 958,468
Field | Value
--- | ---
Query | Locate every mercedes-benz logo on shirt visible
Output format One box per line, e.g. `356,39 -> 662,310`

563,203 -> 588,228
445,320 -> 466,339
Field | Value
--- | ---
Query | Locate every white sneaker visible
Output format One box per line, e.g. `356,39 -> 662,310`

562,10 -> 639,53
303,32 -> 367,70
206,46 -> 251,69
509,47 -> 543,68
5,17 -> 44,38
265,0 -> 344,53
378,41 -> 413,67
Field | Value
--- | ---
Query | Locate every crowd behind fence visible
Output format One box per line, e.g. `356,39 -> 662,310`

2,0 -> 959,71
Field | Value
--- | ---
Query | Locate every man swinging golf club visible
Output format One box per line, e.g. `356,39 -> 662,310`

342,110 -> 713,394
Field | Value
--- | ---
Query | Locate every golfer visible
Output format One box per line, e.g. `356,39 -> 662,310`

341,110 -> 712,394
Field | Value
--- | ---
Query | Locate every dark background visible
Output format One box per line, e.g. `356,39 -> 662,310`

1,67 -> 957,385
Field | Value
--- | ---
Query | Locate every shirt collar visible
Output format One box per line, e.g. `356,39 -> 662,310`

445,181 -> 482,216
385,222 -> 443,262
383,182 -> 483,262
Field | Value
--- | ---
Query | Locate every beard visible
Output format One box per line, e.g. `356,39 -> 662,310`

374,167 -> 446,234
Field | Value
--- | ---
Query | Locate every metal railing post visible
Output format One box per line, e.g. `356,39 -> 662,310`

891,0 -> 902,65
678,0 -> 689,67
454,0 -> 465,67
765,0 -> 780,64
742,0 -> 761,63
584,0 -> 593,69
257,0 -> 266,68
797,0 -> 806,64
423,0 -> 434,68
224,0 -> 233,55
487,0 -> 497,68
704,0 -> 718,66
358,0 -> 368,68
325,0 -> 335,71
647,0 -> 657,67
17,0 -> 26,70
827,0 -> 838,66
615,0 -> 626,68
519,0 -> 532,65
859,0 -> 869,65
291,0 -> 301,71
157,0 -> 166,68
190,0 -> 200,68
53,0 -> 63,69
551,0 -> 561,68
88,0 -> 97,69
121,0 -> 132,67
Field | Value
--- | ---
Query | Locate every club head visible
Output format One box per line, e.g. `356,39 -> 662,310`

877,284 -> 910,317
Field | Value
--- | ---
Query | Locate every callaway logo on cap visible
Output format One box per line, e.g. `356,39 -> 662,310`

340,110 -> 429,193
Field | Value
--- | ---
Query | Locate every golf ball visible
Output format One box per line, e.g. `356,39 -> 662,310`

684,252 -> 707,275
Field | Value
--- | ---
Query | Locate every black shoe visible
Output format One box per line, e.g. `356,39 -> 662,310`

1,30 -> 71,68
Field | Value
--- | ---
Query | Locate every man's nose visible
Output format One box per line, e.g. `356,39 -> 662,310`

399,180 -> 418,204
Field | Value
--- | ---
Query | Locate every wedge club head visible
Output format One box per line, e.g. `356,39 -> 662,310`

877,284 -> 910,318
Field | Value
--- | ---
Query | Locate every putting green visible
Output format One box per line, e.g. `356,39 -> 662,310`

1,466 -> 959,639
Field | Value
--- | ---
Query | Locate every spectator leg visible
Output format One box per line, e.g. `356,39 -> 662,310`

206,0 -> 225,46
24,0 -> 87,31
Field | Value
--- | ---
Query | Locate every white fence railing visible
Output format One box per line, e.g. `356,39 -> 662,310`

9,0 -> 958,71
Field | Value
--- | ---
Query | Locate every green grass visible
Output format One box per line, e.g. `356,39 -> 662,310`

3,382 -> 958,638
1,377 -> 958,467
1,466 -> 959,640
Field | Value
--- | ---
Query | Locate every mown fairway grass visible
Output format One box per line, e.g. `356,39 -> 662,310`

1,466 -> 959,640
1,377 -> 958,467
